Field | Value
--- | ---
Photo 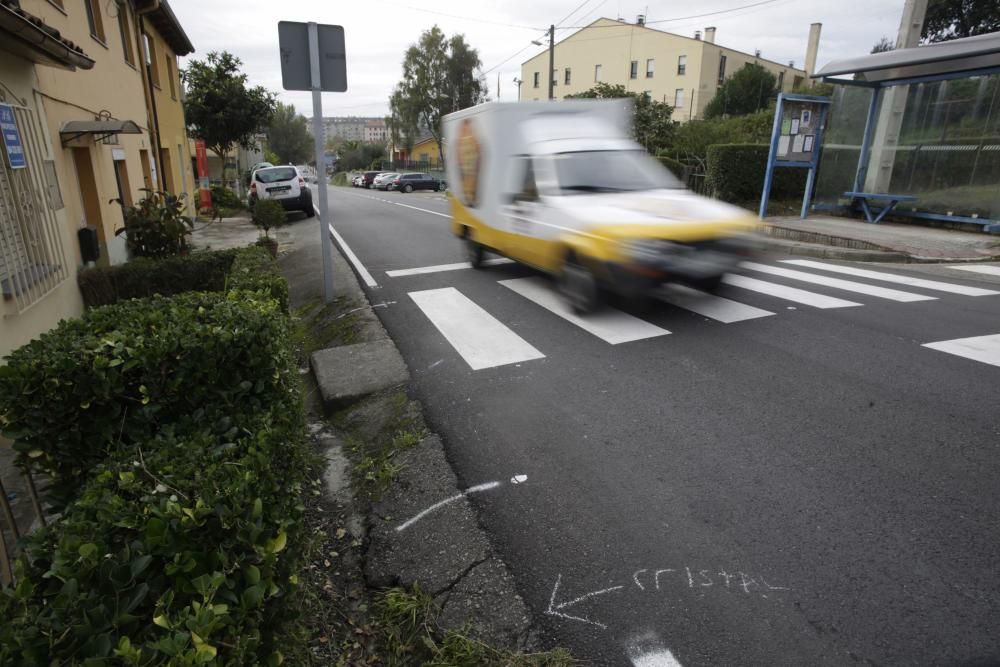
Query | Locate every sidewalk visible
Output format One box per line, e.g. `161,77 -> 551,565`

763,215 -> 1000,263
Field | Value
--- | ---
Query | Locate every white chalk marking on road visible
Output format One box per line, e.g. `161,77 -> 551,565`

741,261 -> 936,302
393,201 -> 451,218
659,284 -> 774,323
510,474 -> 528,484
947,265 -> 1000,278
722,274 -> 862,309
922,333 -> 1000,368
386,258 -> 513,277
654,569 -> 675,590
630,649 -> 684,667
500,277 -> 671,343
633,569 -> 647,590
545,574 -> 624,630
782,259 -> 1000,296
408,287 -> 545,370
395,480 -> 506,532
327,223 -> 378,288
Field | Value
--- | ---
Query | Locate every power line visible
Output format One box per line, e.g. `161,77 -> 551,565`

561,0 -> 784,28
384,2 -> 542,30
555,0 -> 596,27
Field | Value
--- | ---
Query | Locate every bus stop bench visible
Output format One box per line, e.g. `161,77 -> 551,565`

843,192 -> 917,224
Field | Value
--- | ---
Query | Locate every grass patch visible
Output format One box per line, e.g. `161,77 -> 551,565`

375,586 -> 575,666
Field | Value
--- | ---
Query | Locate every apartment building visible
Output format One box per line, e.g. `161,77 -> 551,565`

521,17 -> 819,121
363,118 -> 387,143
316,116 -> 387,144
0,0 -> 194,359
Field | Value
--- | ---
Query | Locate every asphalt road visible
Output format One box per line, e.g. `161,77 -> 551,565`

326,185 -> 1000,666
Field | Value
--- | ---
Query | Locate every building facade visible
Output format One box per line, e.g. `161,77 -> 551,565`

521,18 -> 815,122
0,0 -> 194,360
315,116 -> 387,144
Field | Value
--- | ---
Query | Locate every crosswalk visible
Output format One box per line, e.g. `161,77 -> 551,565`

395,259 -> 1000,371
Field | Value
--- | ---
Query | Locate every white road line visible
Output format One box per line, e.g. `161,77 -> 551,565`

386,258 -> 513,277
722,274 -> 862,308
948,265 -> 1000,278
499,277 -> 670,344
740,261 -> 936,302
328,223 -> 378,288
408,287 -> 545,370
630,650 -> 684,667
394,201 -> 452,218
659,284 -> 774,323
922,333 -> 1000,368
395,480 -> 502,532
782,259 -> 1000,296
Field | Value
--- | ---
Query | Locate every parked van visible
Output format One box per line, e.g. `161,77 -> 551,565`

442,100 -> 756,312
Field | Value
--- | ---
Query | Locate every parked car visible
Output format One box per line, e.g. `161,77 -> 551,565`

361,171 -> 382,189
392,173 -> 447,193
373,172 -> 399,190
351,175 -> 363,187
249,165 -> 314,217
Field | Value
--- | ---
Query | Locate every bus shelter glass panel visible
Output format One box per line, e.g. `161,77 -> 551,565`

813,85 -> 872,206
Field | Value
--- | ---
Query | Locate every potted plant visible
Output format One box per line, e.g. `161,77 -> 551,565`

252,199 -> 287,258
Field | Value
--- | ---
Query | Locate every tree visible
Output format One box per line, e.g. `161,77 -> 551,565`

183,51 -> 277,174
565,83 -> 676,153
388,26 -> 486,166
871,36 -> 895,53
266,102 -> 313,165
703,63 -> 777,119
922,0 -> 1000,42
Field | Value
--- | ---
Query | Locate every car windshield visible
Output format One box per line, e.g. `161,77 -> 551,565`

256,167 -> 297,183
551,150 -> 682,194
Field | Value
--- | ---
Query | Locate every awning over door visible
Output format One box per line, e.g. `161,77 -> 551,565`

60,120 -> 142,146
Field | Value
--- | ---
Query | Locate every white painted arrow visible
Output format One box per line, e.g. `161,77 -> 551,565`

545,574 -> 624,630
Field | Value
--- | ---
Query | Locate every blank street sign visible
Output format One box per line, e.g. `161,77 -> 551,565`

278,22 -> 347,92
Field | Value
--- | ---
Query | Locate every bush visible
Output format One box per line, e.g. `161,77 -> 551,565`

228,245 -> 289,312
705,143 -> 807,204
331,171 -> 349,186
210,185 -> 242,210
0,291 -> 295,505
0,359 -> 306,666
252,199 -> 287,239
77,249 -> 240,308
116,191 -> 194,259
656,155 -> 686,180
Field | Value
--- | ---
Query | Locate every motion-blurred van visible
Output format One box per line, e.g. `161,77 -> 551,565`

442,100 -> 757,312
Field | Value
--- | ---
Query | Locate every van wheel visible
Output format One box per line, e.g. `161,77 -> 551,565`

559,255 -> 599,314
465,236 -> 485,268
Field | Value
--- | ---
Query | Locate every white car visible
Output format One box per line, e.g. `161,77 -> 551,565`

250,165 -> 314,217
373,172 -> 399,190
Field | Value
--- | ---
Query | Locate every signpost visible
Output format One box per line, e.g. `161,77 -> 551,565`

278,21 -> 347,303
759,93 -> 830,220
0,104 -> 26,170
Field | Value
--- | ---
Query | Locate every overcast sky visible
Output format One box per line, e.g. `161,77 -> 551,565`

170,0 -> 908,120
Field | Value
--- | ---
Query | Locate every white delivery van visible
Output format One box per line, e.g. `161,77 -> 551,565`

442,100 -> 758,312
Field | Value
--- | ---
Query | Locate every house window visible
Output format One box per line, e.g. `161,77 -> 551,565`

677,55 -> 686,75
718,55 -> 727,85
777,71 -> 785,90
630,60 -> 638,79
594,64 -> 602,81
533,71 -> 539,88
117,4 -> 135,65
0,103 -> 68,312
166,55 -> 177,99
674,88 -> 685,108
84,0 -> 105,43
144,34 -> 160,87
565,68 -> 571,85
646,59 -> 655,78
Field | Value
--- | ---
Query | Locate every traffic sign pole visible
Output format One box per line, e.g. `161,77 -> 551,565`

308,21 -> 335,303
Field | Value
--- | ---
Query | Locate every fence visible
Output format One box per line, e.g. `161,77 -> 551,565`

0,451 -> 48,587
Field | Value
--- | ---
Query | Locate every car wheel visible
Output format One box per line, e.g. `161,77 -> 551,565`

559,254 -> 599,314
403,184 -> 413,193
368,183 -> 374,189
303,206 -> 315,218
438,183 -> 446,192
465,235 -> 485,268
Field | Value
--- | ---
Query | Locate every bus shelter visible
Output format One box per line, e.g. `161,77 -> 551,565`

810,31 -> 1000,233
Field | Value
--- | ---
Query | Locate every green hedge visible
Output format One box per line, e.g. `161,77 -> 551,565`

0,290 -> 294,505
0,413 -> 306,665
656,155 -> 686,180
77,249 -> 240,308
705,143 -> 808,204
227,246 -> 289,312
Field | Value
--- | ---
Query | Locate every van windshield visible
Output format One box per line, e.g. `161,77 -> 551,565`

552,150 -> 682,194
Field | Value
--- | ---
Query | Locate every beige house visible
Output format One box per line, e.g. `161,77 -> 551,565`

521,18 -> 819,121
0,0 -> 194,360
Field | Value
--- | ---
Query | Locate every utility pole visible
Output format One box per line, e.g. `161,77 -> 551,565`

548,24 -> 555,101
497,71 -> 500,100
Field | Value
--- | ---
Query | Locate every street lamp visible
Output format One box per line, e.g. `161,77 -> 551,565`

531,25 -> 555,100
513,77 -> 523,101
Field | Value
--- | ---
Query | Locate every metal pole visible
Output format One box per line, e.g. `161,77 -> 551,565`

801,102 -> 830,219
759,93 -> 785,219
309,22 -> 335,303
548,25 -> 555,101
853,86 -> 882,193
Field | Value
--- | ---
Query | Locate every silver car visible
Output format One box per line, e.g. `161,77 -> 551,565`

373,172 -> 399,190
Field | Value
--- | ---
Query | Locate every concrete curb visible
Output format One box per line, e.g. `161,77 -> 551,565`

756,236 -> 910,263
310,340 -> 410,411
